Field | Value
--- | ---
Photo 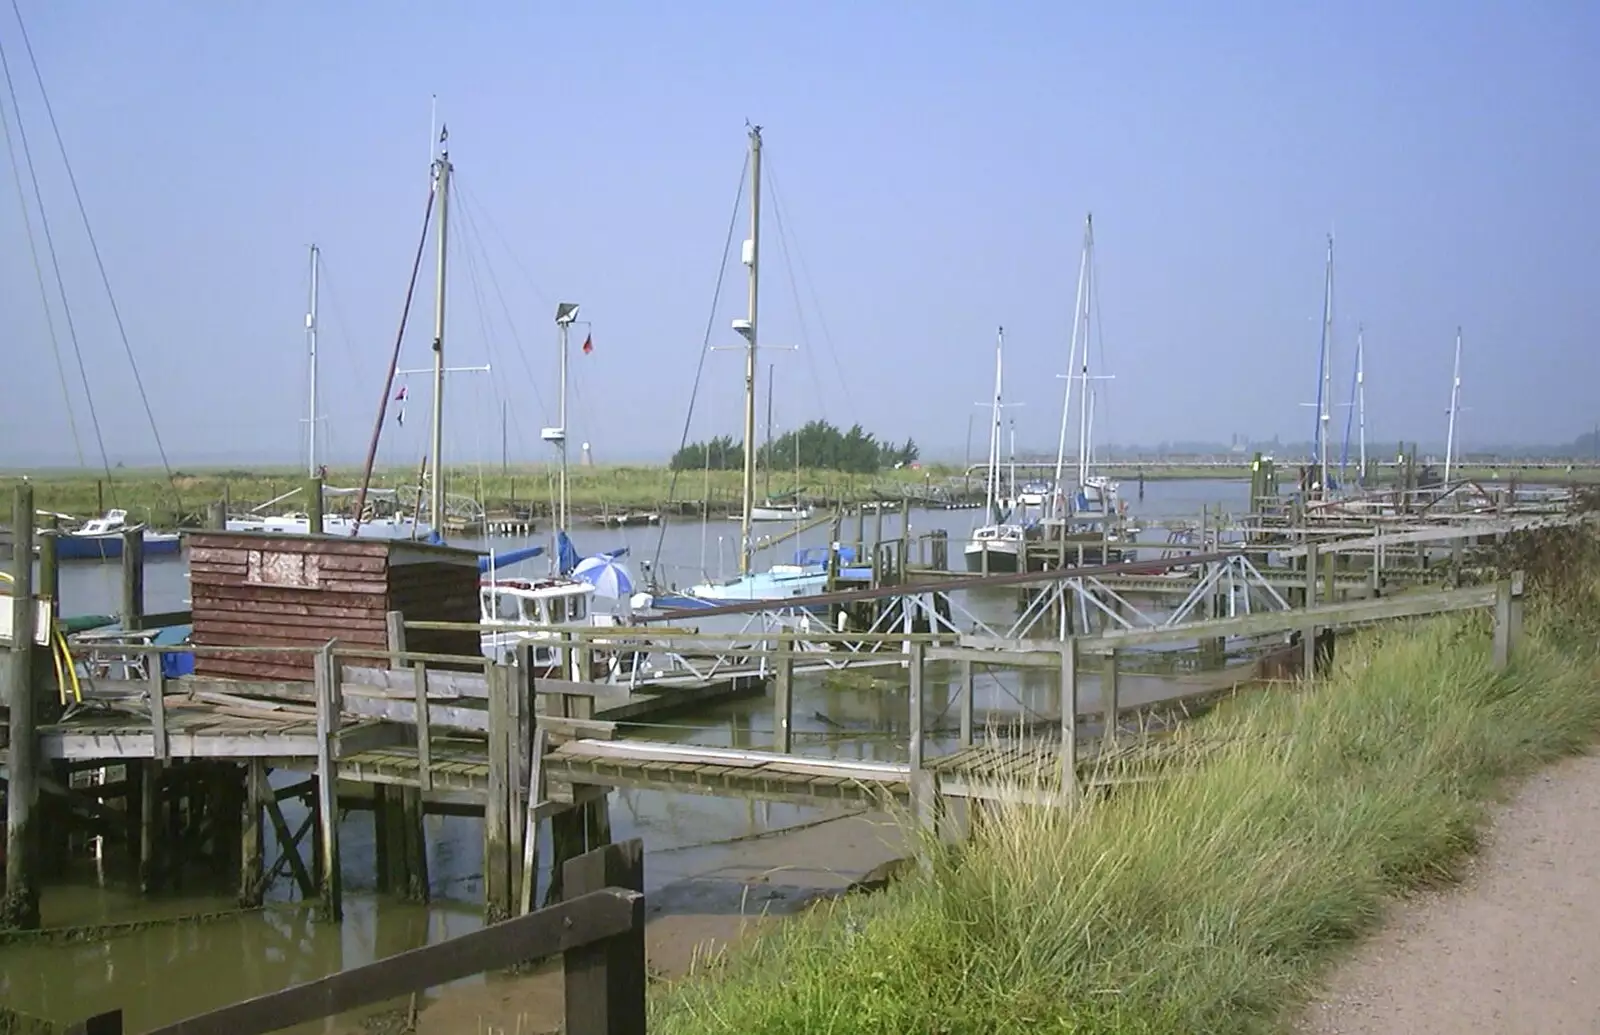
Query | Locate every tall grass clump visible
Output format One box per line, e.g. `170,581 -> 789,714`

652,524 -> 1600,1035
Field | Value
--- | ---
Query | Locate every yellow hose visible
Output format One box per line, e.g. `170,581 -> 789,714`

2,569 -> 81,702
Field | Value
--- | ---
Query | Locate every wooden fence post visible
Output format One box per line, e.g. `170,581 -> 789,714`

1059,638 -> 1079,799
907,639 -> 925,773
958,658 -> 975,747
563,839 -> 647,1035
1492,573 -> 1523,671
773,641 -> 794,753
1103,649 -> 1121,748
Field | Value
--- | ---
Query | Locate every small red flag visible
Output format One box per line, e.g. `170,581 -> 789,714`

581,333 -> 593,355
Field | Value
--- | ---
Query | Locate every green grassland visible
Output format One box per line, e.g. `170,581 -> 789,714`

650,523 -> 1600,1034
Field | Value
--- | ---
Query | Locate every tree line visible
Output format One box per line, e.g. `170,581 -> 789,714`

670,420 -> 919,475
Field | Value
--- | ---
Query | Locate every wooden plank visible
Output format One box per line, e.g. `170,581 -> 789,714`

143,888 -> 642,1035
485,665 -> 512,919
520,727 -> 548,915
148,662 -> 168,760
927,645 -> 1065,669
314,643 -> 342,921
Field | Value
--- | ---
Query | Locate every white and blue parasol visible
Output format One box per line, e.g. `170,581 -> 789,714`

572,554 -> 635,598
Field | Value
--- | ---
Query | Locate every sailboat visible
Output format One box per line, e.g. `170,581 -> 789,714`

965,327 -> 1026,573
226,244 -> 432,539
746,365 -> 813,522
676,126 -> 842,605
1049,214 -> 1121,524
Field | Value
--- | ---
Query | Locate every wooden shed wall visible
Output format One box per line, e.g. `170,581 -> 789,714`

186,532 -> 480,682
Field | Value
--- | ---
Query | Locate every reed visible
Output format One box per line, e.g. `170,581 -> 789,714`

651,532 -> 1600,1034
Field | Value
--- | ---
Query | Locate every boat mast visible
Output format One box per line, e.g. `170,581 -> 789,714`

986,327 -> 1004,520
1356,326 -> 1367,485
764,362 -> 774,499
1317,234 -> 1334,493
1053,215 -> 1091,514
1443,327 -> 1462,483
306,243 -> 320,477
735,125 -> 763,577
1076,215 -> 1096,487
428,134 -> 452,533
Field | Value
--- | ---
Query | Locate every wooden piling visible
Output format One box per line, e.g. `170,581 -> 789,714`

1302,542 -> 1319,676
1059,639 -> 1079,799
562,839 -> 646,1035
138,760 -> 162,894
907,640 -> 925,773
206,500 -> 226,530
1103,650 -> 1120,748
313,644 -> 342,921
484,664 -> 513,922
772,642 -> 794,753
239,759 -> 267,906
306,476 -> 325,536
120,528 -> 144,632
958,658 -> 975,747
2,483 -> 40,930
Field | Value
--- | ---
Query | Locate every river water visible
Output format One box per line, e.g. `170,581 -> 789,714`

1,479 -> 1249,1030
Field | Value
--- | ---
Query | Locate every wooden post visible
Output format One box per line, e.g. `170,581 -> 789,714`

120,527 -> 144,632
239,759 -> 267,906
907,640 -> 925,773
1059,639 -> 1079,798
306,476 -> 325,536
313,643 -> 342,921
1103,649 -> 1120,748
908,769 -> 939,853
1484,575 -> 1510,671
206,500 -> 226,530
148,648 -> 167,759
773,641 -> 794,753
519,727 -> 548,915
2,483 -> 40,929
484,664 -> 512,922
139,759 -> 162,894
1303,542 -> 1319,676
562,839 -> 647,1035
959,658 -> 975,747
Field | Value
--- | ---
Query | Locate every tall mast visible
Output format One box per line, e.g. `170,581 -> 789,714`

1356,326 -> 1367,485
428,134 -> 451,533
1444,327 -> 1462,483
735,125 -> 763,577
764,362 -> 774,499
986,327 -> 1004,519
1053,214 -> 1091,514
1077,215 -> 1096,486
306,243 -> 320,477
1318,234 -> 1334,493
558,318 -> 569,533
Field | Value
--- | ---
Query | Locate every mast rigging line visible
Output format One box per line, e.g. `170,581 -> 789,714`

0,41 -> 81,468
8,0 -> 184,516
0,21 -> 110,491
351,179 -> 438,535
762,159 -> 827,424
646,153 -> 750,579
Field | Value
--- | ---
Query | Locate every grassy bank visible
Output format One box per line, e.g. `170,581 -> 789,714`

3,462 -> 1595,527
652,526 -> 1600,1034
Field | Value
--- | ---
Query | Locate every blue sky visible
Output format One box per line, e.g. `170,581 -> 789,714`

2,1 -> 1596,467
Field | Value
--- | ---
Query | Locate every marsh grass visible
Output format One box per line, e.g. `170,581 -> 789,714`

651,549 -> 1600,1034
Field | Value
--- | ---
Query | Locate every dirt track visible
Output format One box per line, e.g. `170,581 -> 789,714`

1298,752 -> 1600,1034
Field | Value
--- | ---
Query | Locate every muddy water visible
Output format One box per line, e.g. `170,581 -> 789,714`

2,481 -> 1249,1030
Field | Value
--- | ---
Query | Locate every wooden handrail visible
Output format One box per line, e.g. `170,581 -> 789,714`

66,840 -> 647,1035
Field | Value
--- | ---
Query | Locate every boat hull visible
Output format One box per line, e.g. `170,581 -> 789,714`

964,541 -> 1021,574
56,533 -> 182,561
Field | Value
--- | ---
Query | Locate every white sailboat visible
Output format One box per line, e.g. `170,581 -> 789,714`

1050,213 -> 1121,523
965,327 -> 1026,573
680,126 -> 837,605
227,244 -> 431,539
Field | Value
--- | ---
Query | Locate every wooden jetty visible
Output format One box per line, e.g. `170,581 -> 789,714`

0,479 -> 1569,939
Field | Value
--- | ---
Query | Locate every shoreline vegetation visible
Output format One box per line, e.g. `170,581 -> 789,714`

2,461 -> 1598,529
644,520 -> 1600,1034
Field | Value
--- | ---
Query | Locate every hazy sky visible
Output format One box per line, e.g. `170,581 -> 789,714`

2,1 -> 1596,469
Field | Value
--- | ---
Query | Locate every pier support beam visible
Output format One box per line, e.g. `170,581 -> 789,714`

238,760 -> 266,907
2,483 -> 40,930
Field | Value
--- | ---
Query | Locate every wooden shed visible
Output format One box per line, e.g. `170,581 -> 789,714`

186,531 -> 483,681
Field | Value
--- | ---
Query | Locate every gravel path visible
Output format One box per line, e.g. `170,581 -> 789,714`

1297,752 -> 1600,1034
